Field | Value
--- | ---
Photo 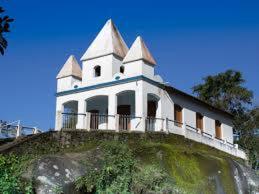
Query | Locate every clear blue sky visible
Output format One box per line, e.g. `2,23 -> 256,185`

0,0 -> 259,130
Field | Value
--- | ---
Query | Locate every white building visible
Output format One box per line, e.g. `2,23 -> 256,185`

55,19 -> 246,159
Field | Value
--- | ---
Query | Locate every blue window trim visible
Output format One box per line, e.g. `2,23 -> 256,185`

56,75 -> 162,97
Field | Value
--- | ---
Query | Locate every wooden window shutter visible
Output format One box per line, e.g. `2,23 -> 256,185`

196,113 -> 203,131
215,120 -> 222,139
174,104 -> 183,127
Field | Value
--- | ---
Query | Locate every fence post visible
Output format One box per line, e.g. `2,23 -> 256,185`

115,114 -> 119,132
141,117 -> 146,132
86,112 -> 91,131
182,122 -> 187,137
164,118 -> 169,133
16,122 -> 22,138
55,111 -> 62,131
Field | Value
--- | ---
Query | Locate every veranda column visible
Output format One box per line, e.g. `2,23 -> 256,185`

76,100 -> 86,129
108,93 -> 117,130
55,100 -> 64,131
135,82 -> 147,132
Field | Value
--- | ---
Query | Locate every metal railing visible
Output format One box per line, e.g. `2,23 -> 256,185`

201,131 -> 213,138
215,136 -> 224,143
62,113 -> 80,129
145,117 -> 164,131
0,120 -> 41,138
90,113 -> 114,130
167,119 -> 183,130
186,124 -> 199,133
118,115 -> 132,131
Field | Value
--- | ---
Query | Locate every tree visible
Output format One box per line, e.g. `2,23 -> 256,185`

192,70 -> 259,167
192,70 -> 253,132
0,6 -> 14,55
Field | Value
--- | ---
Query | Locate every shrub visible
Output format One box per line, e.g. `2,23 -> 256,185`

76,142 -> 135,193
0,154 -> 33,194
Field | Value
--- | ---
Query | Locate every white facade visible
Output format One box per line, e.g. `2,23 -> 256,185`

55,19 -> 246,159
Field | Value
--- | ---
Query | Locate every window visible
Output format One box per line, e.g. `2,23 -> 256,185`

174,104 -> 182,127
196,113 -> 203,131
215,120 -> 222,139
120,66 -> 125,74
94,65 -> 101,77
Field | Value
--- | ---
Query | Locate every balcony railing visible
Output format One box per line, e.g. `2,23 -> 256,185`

90,113 -> 114,130
62,113 -> 80,129
145,117 -> 164,131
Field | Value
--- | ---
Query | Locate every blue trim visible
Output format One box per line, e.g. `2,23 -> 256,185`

56,75 -> 163,97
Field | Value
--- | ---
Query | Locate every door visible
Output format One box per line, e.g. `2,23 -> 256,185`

148,101 -> 157,117
89,110 -> 99,129
117,105 -> 131,130
147,101 -> 157,131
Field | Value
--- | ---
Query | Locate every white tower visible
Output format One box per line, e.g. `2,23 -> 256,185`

123,36 -> 156,80
56,55 -> 82,92
80,19 -> 128,86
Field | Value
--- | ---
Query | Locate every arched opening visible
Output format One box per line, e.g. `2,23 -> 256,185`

62,101 -> 78,129
94,65 -> 101,77
86,96 -> 108,129
116,90 -> 135,130
146,94 -> 160,131
120,65 -> 125,74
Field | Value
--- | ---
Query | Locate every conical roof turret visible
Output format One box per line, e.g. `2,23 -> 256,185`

81,19 -> 129,61
56,55 -> 82,79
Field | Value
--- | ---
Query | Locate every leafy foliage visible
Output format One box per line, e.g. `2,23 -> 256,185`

192,69 -> 253,115
238,107 -> 259,168
0,6 -> 14,55
75,142 -> 177,194
132,164 -> 177,194
0,154 -> 33,194
76,142 -> 135,193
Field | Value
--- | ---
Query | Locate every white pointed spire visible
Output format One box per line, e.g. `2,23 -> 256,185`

123,36 -> 156,65
56,55 -> 82,79
81,19 -> 129,61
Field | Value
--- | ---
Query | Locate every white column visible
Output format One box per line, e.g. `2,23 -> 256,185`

135,82 -> 147,132
55,100 -> 64,131
86,112 -> 91,131
108,93 -> 117,130
76,100 -> 86,129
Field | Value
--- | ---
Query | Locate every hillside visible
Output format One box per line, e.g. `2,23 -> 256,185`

0,130 -> 258,194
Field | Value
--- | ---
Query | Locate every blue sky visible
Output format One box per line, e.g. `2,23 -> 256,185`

0,0 -> 259,130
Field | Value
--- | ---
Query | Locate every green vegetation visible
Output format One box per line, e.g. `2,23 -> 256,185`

0,154 -> 33,194
0,6 -> 14,55
0,132 -> 242,193
76,142 -> 135,193
76,142 -> 177,193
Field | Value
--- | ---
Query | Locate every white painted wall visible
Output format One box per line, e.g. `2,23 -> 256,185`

82,55 -> 116,86
168,93 -> 234,143
124,60 -> 155,80
57,76 -> 81,92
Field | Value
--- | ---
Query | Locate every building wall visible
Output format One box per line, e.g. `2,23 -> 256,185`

124,60 -> 155,80
168,93 -> 233,143
56,78 -> 234,143
82,55 -> 115,87
57,76 -> 81,92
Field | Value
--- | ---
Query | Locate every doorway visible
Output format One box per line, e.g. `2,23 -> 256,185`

117,105 -> 131,130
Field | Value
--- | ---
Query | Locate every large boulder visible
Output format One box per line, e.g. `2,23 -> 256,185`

23,148 -> 103,194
